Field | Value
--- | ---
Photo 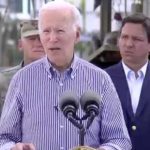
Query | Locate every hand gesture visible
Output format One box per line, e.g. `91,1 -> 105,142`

71,146 -> 96,150
11,143 -> 35,150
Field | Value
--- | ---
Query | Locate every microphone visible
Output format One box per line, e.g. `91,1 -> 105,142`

80,90 -> 100,129
59,91 -> 82,129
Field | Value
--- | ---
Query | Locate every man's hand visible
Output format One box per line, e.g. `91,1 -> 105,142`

11,143 -> 35,150
71,146 -> 106,150
71,146 -> 96,150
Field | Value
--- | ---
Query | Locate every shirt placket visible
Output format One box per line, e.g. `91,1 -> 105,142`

57,73 -> 67,150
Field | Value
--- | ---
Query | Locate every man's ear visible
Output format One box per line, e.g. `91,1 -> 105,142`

18,39 -> 23,52
75,27 -> 81,44
148,42 -> 150,52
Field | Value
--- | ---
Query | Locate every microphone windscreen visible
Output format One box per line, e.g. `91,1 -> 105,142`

80,90 -> 100,111
59,91 -> 79,111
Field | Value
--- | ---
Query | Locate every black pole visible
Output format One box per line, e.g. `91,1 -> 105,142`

79,119 -> 85,146
79,126 -> 85,146
100,0 -> 112,42
67,114 -> 85,146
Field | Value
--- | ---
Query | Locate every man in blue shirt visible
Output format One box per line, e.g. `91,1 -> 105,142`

0,1 -> 131,150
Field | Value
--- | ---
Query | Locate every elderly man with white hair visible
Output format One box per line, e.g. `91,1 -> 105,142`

0,1 -> 131,150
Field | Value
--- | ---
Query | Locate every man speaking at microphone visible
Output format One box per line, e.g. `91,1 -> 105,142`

0,1 -> 131,150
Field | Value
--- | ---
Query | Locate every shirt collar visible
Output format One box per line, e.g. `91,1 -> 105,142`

43,55 -> 79,79
122,61 -> 148,79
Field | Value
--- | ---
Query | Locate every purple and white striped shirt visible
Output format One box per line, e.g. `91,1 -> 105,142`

0,56 -> 131,150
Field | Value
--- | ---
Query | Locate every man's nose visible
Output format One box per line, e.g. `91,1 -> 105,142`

49,31 -> 58,42
126,38 -> 134,47
34,36 -> 43,46
34,36 -> 41,42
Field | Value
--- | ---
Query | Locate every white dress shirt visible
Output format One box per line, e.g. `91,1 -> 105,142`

122,61 -> 148,114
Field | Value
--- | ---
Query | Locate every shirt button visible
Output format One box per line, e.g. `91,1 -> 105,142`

132,125 -> 136,131
59,82 -> 63,86
48,75 -> 51,79
60,125 -> 64,128
71,75 -> 74,79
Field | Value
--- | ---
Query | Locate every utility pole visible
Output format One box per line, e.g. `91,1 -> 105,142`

100,0 -> 112,42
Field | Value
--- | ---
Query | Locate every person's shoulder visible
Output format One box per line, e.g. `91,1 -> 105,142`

15,57 -> 45,76
24,57 -> 45,69
0,65 -> 21,90
105,62 -> 121,73
1,65 -> 21,73
76,57 -> 116,85
0,65 -> 21,79
0,72 -> 7,83
76,57 -> 113,81
77,57 -> 105,73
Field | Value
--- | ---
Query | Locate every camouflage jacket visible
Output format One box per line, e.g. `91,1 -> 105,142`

0,64 -> 22,114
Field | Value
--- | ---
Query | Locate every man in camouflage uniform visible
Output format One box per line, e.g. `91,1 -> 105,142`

0,19 -> 45,114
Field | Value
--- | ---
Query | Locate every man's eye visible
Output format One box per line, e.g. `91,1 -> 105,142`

121,35 -> 127,39
28,37 -> 36,40
43,30 -> 49,33
58,30 -> 64,33
134,38 -> 143,41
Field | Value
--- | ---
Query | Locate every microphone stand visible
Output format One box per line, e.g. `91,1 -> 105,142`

67,113 -> 86,146
79,119 -> 85,146
78,112 -> 96,146
64,109 -> 98,146
67,113 -> 96,146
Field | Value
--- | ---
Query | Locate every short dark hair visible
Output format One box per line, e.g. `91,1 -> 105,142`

120,13 -> 150,42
